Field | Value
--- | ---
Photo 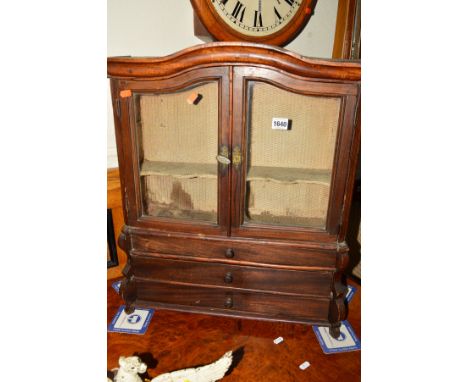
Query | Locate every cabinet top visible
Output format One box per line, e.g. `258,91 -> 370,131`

107,42 -> 360,81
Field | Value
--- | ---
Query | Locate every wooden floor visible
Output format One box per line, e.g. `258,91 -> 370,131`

107,278 -> 361,381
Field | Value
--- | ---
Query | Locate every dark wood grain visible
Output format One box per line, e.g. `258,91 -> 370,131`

107,278 -> 361,381
107,42 -> 361,81
115,67 -> 231,237
108,43 -> 361,337
130,231 -> 337,270
135,279 -> 330,323
328,245 -> 350,328
339,101 -> 361,242
230,66 -> 359,241
130,253 -> 332,297
326,94 -> 359,235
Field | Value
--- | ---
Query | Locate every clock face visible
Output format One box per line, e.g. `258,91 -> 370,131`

210,0 -> 303,37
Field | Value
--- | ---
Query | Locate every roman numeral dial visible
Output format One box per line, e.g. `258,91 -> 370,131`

274,7 -> 282,21
231,1 -> 246,22
211,0 -> 303,37
254,10 -> 263,27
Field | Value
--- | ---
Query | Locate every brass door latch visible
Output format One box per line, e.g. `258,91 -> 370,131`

216,145 -> 231,166
216,145 -> 242,171
232,146 -> 242,170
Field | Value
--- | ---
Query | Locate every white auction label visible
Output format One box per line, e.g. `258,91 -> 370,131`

273,336 -> 284,344
272,117 -> 290,130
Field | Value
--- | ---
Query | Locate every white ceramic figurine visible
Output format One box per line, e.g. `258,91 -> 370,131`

110,351 -> 233,382
151,351 -> 232,382
113,355 -> 148,382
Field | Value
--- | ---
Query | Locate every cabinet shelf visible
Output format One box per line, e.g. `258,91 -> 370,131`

140,160 -> 217,179
141,160 -> 218,223
246,166 -> 331,185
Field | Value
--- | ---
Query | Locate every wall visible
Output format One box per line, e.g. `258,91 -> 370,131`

107,0 -> 338,167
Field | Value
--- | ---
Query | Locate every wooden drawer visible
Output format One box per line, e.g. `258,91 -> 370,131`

131,233 -> 336,270
135,279 -> 330,322
131,253 -> 332,297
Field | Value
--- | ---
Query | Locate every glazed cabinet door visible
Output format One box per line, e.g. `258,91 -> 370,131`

231,66 -> 360,241
111,67 -> 231,235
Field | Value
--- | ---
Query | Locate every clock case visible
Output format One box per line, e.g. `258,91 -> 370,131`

108,42 -> 360,338
191,0 -> 318,46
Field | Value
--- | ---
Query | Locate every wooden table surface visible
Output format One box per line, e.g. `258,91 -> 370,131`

107,278 -> 361,381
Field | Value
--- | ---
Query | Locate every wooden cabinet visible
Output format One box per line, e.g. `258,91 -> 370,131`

108,42 -> 361,338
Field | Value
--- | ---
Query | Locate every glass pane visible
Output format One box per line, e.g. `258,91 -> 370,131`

244,82 -> 341,229
136,82 -> 218,223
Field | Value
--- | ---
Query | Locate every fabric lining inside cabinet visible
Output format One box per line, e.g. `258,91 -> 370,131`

245,82 -> 341,229
137,82 -> 219,222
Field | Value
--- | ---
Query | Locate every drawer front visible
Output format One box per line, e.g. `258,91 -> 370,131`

136,279 -> 330,322
131,234 -> 336,269
132,254 -> 332,297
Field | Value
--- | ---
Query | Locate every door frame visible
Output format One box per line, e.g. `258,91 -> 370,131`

111,66 -> 231,236
333,0 -> 361,60
230,66 -> 359,242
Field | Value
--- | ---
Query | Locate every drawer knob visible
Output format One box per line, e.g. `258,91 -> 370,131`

225,248 -> 235,258
224,272 -> 233,284
224,296 -> 233,308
